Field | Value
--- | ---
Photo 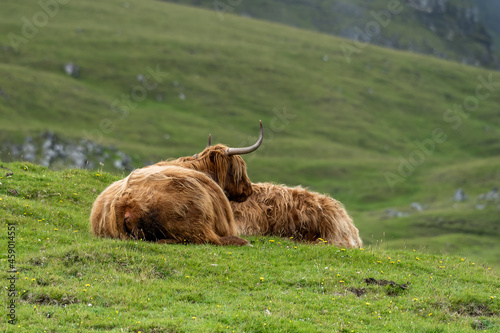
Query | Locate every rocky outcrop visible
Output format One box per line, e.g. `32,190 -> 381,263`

407,0 -> 448,14
405,0 -> 495,67
1,132 -> 133,171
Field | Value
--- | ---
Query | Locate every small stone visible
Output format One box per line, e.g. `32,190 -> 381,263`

454,188 -> 467,202
64,63 -> 80,78
410,203 -> 423,212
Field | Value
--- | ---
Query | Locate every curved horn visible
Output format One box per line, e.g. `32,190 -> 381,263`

226,120 -> 263,156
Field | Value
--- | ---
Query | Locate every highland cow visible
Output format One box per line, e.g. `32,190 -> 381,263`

183,123 -> 362,248
90,165 -> 250,246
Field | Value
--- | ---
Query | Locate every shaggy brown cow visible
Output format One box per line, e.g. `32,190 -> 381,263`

186,125 -> 362,248
90,165 -> 250,246
90,123 -> 262,246
230,184 -> 362,248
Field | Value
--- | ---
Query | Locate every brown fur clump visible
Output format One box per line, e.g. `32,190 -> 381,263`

90,165 -> 250,246
230,183 -> 362,248
154,144 -> 253,202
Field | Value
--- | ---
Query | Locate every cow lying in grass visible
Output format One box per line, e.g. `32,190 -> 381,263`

176,122 -> 362,248
90,126 -> 263,246
90,165 -> 250,246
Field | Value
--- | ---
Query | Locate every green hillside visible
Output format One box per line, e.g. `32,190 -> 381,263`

165,0 -> 498,68
0,0 -> 499,271
1,162 -> 499,332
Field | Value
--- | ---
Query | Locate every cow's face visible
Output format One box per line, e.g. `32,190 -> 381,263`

204,148 -> 253,202
194,121 -> 263,202
223,155 -> 253,202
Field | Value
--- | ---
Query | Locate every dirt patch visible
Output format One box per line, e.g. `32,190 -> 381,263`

365,278 -> 410,289
62,250 -> 93,266
21,292 -> 78,306
471,319 -> 496,330
7,189 -> 19,196
364,277 -> 410,296
29,257 -> 45,266
348,287 -> 366,297
452,302 -> 497,317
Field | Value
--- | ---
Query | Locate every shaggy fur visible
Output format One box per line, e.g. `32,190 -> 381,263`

230,183 -> 363,248
90,165 -> 249,246
154,144 -> 253,202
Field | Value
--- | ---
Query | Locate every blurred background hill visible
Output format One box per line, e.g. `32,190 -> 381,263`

165,0 -> 500,69
0,0 -> 499,269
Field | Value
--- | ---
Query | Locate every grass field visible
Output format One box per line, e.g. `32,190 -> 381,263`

164,0 -> 497,69
0,0 -> 499,295
1,162 -> 499,332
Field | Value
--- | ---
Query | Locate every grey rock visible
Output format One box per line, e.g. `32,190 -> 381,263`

114,159 -> 123,169
485,187 -> 499,201
11,144 -> 20,155
22,143 -> 36,162
386,209 -> 409,218
411,203 -> 423,212
477,187 -> 498,202
454,188 -> 467,202
64,63 -> 80,78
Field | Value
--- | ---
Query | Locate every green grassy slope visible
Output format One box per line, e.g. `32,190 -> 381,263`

0,1 -> 499,268
165,0 -> 497,68
1,162 -> 499,332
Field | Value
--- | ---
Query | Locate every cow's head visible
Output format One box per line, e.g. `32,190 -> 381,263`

191,121 -> 263,202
